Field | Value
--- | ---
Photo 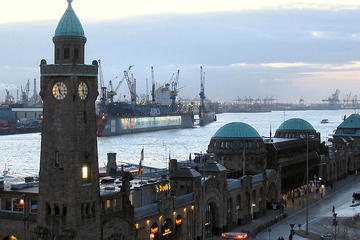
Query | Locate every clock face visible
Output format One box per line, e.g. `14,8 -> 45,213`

78,81 -> 89,100
52,82 -> 68,100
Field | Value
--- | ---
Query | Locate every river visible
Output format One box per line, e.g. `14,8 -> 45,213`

0,109 -> 356,177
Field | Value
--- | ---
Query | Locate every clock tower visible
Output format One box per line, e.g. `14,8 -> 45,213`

36,0 -> 101,239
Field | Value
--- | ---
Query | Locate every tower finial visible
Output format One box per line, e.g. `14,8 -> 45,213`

67,0 -> 73,5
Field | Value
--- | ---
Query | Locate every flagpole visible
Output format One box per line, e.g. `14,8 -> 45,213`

243,147 -> 246,176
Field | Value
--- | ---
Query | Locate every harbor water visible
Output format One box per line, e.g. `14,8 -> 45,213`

0,109 -> 357,177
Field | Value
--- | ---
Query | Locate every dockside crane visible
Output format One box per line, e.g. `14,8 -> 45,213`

107,65 -> 133,102
4,89 -> 14,104
98,59 -> 107,105
199,66 -> 206,115
124,67 -> 136,105
322,89 -> 340,106
170,69 -> 180,110
20,79 -> 30,105
151,66 -> 156,105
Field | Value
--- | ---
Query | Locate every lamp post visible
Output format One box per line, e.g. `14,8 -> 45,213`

305,134 -> 309,235
267,228 -> 271,240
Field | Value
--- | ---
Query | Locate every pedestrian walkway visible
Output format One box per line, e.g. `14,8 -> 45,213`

295,230 -> 321,240
212,175 -> 359,240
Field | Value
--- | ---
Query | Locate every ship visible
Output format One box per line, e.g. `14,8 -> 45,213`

96,63 -> 194,136
198,66 -> 216,126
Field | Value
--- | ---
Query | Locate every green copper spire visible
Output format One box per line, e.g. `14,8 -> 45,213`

55,0 -> 85,38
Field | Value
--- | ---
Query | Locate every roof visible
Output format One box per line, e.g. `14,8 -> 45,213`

337,114 -> 360,129
175,193 -> 194,207
55,0 -> 85,38
199,160 -> 227,172
277,118 -> 315,132
213,122 -> 261,139
334,114 -> 360,137
170,167 -> 201,179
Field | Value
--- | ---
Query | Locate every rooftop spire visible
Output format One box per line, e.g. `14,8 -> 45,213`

54,0 -> 85,38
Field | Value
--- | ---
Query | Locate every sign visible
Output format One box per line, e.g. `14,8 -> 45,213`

156,184 -> 171,193
163,228 -> 172,236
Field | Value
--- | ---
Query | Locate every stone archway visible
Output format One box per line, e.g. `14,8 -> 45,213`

205,201 -> 220,237
3,236 -> 17,240
161,218 -> 174,240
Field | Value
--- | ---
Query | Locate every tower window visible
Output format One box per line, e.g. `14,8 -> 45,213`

74,48 -> 79,60
55,151 -> 60,167
64,48 -> 70,59
83,111 -> 87,123
82,164 -> 89,179
54,204 -> 60,216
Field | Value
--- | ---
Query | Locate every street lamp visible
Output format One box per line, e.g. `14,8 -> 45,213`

306,134 -> 309,235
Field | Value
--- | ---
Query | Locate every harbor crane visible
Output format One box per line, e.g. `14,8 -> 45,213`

199,66 -> 206,114
124,67 -> 136,105
170,69 -> 180,110
4,89 -> 15,104
107,65 -> 133,102
20,79 -> 30,105
98,60 -> 107,105
151,66 -> 156,105
322,89 -> 340,106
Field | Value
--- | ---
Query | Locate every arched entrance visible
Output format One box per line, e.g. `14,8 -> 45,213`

161,218 -> 173,240
150,223 -> 159,240
205,201 -> 220,237
3,236 -> 18,240
245,191 -> 251,220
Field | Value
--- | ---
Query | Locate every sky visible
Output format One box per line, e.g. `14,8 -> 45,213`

1,0 -> 360,103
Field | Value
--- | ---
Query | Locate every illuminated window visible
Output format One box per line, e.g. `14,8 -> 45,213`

12,198 -> 24,212
106,200 -> 111,209
82,165 -> 89,179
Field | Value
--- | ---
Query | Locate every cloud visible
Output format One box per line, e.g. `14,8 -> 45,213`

330,61 -> 360,70
260,62 -> 315,68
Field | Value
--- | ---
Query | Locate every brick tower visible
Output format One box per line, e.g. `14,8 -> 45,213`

35,0 -> 101,238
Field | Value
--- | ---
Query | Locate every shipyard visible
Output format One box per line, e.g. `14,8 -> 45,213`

1,0 -> 360,240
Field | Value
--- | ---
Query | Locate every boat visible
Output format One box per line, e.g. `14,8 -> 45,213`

321,119 -> 329,124
96,64 -> 194,136
97,101 -> 194,136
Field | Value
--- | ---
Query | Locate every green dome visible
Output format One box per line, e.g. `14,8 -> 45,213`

55,0 -> 85,38
337,114 -> 360,129
213,122 -> 261,139
277,118 -> 315,132
334,114 -> 360,137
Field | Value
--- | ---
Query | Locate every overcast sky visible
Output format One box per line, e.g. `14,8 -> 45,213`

1,0 -> 360,103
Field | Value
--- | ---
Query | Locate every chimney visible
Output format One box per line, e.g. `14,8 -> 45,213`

106,152 -> 117,176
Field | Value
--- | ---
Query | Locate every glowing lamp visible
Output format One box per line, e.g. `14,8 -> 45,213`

150,233 -> 155,239
176,219 -> 182,225
146,220 -> 150,225
172,211 -> 176,216
135,223 -> 139,229
151,227 -> 159,234
19,199 -> 25,206
191,205 -> 195,211
183,208 -> 187,213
